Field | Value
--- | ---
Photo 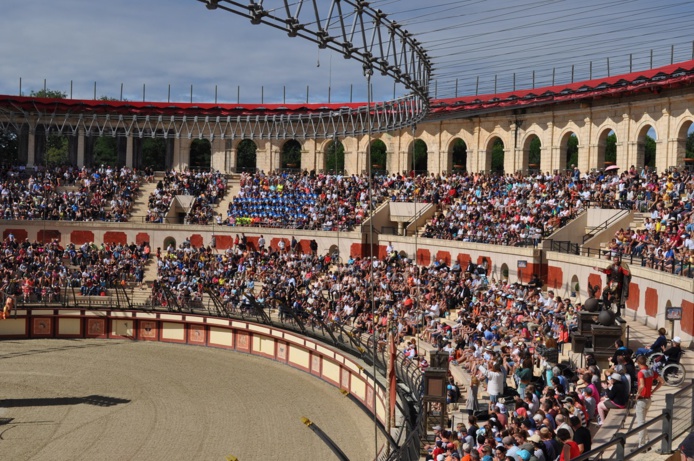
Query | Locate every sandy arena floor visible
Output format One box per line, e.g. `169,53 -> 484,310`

0,339 -> 381,461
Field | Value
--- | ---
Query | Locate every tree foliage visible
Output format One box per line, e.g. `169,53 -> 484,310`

566,134 -> 578,168
190,139 -> 211,169
325,140 -> 344,173
413,139 -> 428,172
491,138 -> 504,173
142,138 -> 167,170
605,133 -> 617,164
282,140 -> 302,169
93,137 -> 118,166
686,131 -> 694,159
451,139 -> 467,170
237,139 -> 258,172
0,130 -> 19,164
30,89 -> 66,99
369,139 -> 387,170
528,137 -> 541,166
46,136 -> 68,165
644,135 -> 656,167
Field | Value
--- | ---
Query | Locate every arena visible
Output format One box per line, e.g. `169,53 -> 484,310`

1,1 -> 693,461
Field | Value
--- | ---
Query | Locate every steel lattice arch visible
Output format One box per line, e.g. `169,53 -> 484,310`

0,0 -> 432,141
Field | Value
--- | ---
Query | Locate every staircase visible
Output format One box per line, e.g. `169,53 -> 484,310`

214,175 -> 241,221
128,180 -> 159,223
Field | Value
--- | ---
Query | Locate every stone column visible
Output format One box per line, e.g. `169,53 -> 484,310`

27,130 -> 36,168
125,135 -> 134,168
77,128 -> 85,167
173,137 -> 192,171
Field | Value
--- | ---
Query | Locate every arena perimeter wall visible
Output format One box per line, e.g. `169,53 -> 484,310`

1,220 -> 692,345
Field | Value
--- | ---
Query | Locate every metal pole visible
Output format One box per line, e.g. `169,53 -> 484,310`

328,85 -> 331,103
671,45 -> 674,64
350,84 -> 353,103
494,74 -> 497,94
607,57 -> 610,77
215,85 -> 218,104
650,49 -> 653,69
571,65 -> 574,83
261,86 -> 264,104
660,399 -> 673,454
283,85 -> 286,104
614,433 -> 626,460
475,76 -> 479,96
94,81 -> 97,99
168,84 -> 170,103
532,71 -> 535,89
306,85 -> 309,104
237,86 -> 240,104
589,61 -> 592,80
70,81 -> 73,99
19,77 -> 21,96
455,78 -> 458,97
513,73 -> 516,91
120,83 -> 123,101
630,54 -> 633,73
552,68 -> 555,86
190,84 -> 193,103
143,84 -> 146,102
43,78 -> 46,93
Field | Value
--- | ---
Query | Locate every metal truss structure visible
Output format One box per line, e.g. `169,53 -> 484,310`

0,0 -> 432,141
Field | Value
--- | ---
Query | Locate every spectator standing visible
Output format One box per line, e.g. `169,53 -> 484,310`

635,355 -> 664,448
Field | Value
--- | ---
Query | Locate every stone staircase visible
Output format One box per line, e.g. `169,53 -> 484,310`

128,179 -> 159,223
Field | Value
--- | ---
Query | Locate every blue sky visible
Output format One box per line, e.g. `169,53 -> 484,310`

1,0 -> 692,103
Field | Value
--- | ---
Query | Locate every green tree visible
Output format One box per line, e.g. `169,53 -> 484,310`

644,135 -> 656,167
237,139 -> 258,172
0,130 -> 19,164
528,137 -> 541,166
30,89 -> 66,99
369,139 -> 387,170
142,138 -> 167,170
686,131 -> 694,159
413,139 -> 428,172
93,137 -> 118,166
46,136 -> 68,165
566,134 -> 578,168
451,139 -> 467,171
491,138 -> 504,173
282,140 -> 302,169
325,140 -> 344,173
190,139 -> 211,169
605,133 -> 617,164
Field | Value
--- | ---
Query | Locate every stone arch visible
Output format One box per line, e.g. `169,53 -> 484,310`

281,139 -> 302,170
163,237 -> 177,251
634,123 -> 657,169
570,274 -> 580,297
596,127 -> 617,170
448,137 -> 468,173
367,139 -> 387,173
35,125 -> 73,167
406,139 -> 428,175
324,139 -> 345,174
500,263 -> 510,281
485,135 -> 505,174
558,131 -> 580,172
236,139 -> 258,173
675,118 -> 694,170
189,139 -> 212,170
139,134 -> 171,171
521,133 -> 542,173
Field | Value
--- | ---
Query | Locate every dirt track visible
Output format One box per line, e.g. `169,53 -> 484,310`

0,339 -> 380,461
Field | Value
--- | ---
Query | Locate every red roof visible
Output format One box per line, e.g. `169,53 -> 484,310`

0,60 -> 692,118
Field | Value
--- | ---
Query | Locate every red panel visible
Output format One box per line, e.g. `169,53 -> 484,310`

189,234 -> 204,248
236,331 -> 250,352
71,230 -> 94,245
86,318 -> 107,338
546,266 -> 564,290
435,251 -> 451,266
3,228 -> 28,242
681,300 -> 694,336
188,324 -> 206,345
270,238 -> 289,251
32,317 -> 52,337
626,283 -> 640,311
245,236 -> 259,251
457,253 -> 471,267
215,235 -> 233,250
588,274 -> 603,294
350,243 -> 364,258
644,287 -> 658,318
37,229 -> 61,244
297,239 -> 311,255
103,231 -> 127,245
519,263 -> 538,284
417,249 -> 431,266
139,320 -> 158,341
135,232 -> 150,245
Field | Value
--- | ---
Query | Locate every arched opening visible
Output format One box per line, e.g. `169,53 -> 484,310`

0,126 -> 20,164
500,263 -> 509,282
597,129 -> 617,169
163,237 -> 177,251
281,139 -> 302,170
368,139 -> 387,174
449,138 -> 467,173
36,126 -> 71,167
236,139 -> 257,173
560,132 -> 579,172
635,125 -> 657,169
324,139 -> 345,174
141,138 -> 169,171
190,139 -> 212,170
677,120 -> 694,171
486,136 -> 505,174
93,136 -> 118,166
408,139 -> 428,175
570,275 -> 580,298
523,135 -> 541,174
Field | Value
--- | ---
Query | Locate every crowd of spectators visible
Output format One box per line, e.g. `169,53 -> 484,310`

0,164 -> 141,222
0,233 -> 150,302
225,171 -> 387,230
146,169 -> 227,224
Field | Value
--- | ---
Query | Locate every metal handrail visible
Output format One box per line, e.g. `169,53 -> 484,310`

582,208 -> 631,244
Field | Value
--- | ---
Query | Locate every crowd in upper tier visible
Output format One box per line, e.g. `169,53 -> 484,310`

0,165 -> 141,222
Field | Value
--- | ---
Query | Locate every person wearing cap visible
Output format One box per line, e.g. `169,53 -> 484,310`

580,386 -> 597,423
663,336 -> 683,364
597,373 -> 629,425
680,433 -> 694,461
635,354 -> 665,448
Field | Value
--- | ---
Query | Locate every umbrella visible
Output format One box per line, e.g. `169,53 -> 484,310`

605,165 -> 620,171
